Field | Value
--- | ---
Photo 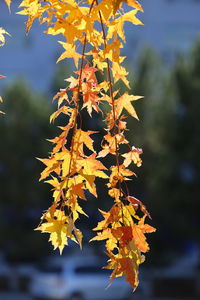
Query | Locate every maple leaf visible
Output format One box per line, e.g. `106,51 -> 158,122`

76,154 -> 108,178
0,27 -> 11,46
121,204 -> 137,224
74,129 -> 97,154
112,62 -> 130,88
115,92 -> 142,119
90,228 -> 112,242
57,42 -> 82,68
122,9 -> 144,26
38,150 -> 72,181
47,127 -> 70,153
126,196 -> 151,219
71,202 -> 88,221
122,146 -> 143,167
18,0 -> 43,33
91,227 -> 119,252
38,156 -> 61,181
109,164 -> 135,187
97,146 -> 111,158
71,182 -> 86,200
50,106 -> 73,123
45,176 -> 60,190
102,38 -> 121,63
76,64 -> 98,85
82,85 -> 102,116
131,219 -> 156,253
112,0 -> 143,15
65,178 -> 87,203
91,226 -> 120,252
107,9 -> 143,42
35,210 -> 72,254
75,173 -> 97,197
91,0 -> 113,23
98,133 -> 128,158
65,76 -> 79,89
106,251 -> 141,290
4,0 -> 11,10
74,228 -> 83,249
93,206 -> 122,231
108,187 -> 121,200
138,217 -> 156,235
53,89 -> 69,108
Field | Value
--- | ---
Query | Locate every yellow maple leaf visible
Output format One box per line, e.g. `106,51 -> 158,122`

114,92 -> 142,119
74,129 -> 97,154
38,156 -> 61,181
38,151 -> 70,181
76,154 -> 108,178
102,38 -> 121,63
107,9 -> 143,42
112,62 -> 130,88
47,128 -> 70,153
74,228 -> 83,249
65,76 -> 79,89
122,146 -> 143,167
50,106 -> 73,123
57,42 -> 82,68
0,27 -> 11,46
122,9 -> 143,26
3,0 -> 11,10
18,0 -> 43,33
76,173 -> 97,197
36,210 -> 72,254
91,0 -> 113,23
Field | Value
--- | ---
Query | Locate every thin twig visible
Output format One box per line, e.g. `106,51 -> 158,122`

60,0 -> 96,209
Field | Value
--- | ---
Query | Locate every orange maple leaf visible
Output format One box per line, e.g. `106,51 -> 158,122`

112,0 -> 143,15
109,164 -> 135,187
106,251 -> 141,290
126,196 -> 151,219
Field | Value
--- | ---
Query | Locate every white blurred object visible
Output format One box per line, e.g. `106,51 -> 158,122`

29,254 -> 132,300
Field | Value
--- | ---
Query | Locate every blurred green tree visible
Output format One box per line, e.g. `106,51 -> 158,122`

0,80 -> 55,260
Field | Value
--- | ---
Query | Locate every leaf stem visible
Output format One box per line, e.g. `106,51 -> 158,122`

96,0 -> 120,171
61,0 -> 96,209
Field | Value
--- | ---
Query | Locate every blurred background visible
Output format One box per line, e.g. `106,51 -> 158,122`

0,0 -> 200,299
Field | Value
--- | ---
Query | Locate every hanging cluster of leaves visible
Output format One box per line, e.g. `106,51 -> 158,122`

2,0 -> 156,290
